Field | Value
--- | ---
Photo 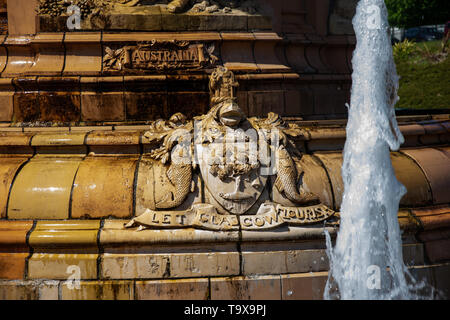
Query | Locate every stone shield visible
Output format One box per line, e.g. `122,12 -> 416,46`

197,137 -> 270,215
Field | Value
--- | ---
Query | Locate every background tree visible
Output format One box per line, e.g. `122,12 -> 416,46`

385,0 -> 449,28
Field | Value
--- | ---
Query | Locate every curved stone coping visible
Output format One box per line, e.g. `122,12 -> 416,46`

0,147 -> 446,220
0,118 -> 447,149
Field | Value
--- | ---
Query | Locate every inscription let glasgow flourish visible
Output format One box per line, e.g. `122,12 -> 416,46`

103,41 -> 218,71
125,203 -> 335,231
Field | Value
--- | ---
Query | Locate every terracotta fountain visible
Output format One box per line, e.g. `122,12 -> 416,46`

0,0 -> 448,300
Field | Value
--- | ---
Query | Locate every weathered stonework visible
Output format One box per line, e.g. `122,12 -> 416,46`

124,67 -> 336,231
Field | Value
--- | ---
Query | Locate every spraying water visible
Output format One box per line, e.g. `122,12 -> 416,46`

324,0 -> 425,300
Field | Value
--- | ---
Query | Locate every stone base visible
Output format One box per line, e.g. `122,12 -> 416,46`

1,263 -> 449,300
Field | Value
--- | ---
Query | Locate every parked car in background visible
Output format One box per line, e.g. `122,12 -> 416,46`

404,27 -> 438,42
445,21 -> 450,37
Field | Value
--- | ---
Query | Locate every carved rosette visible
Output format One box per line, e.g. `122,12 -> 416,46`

124,66 -> 335,231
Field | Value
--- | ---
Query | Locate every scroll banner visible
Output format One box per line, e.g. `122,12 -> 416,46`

124,203 -> 335,231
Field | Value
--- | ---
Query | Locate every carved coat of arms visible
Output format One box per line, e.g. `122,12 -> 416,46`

125,66 -> 334,231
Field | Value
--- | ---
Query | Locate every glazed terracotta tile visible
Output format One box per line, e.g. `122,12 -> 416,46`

401,148 -> 450,204
0,157 -> 29,218
248,91 -> 284,116
411,206 -> 450,231
422,237 -> 450,263
26,33 -> 65,75
0,280 -> 58,300
167,92 -> 209,119
38,92 -> 81,123
101,220 -> 239,246
6,0 -> 38,35
0,45 -> 6,74
101,251 -> 240,280
27,220 -> 100,279
37,281 -> 59,300
0,78 -> 14,121
281,272 -> 329,300
31,132 -> 86,146
125,92 -> 168,121
241,249 -> 328,275
0,131 -> 34,146
61,280 -> 134,300
253,35 -> 290,73
135,278 -> 209,300
0,253 -> 29,280
64,33 -> 102,75
29,220 -> 100,251
2,38 -> 34,76
391,152 -> 433,206
0,220 -> 33,280
398,210 -> 421,234
211,275 -> 281,300
284,89 -> 314,117
27,253 -> 98,280
0,280 -> 39,300
81,92 -> 125,122
241,225 -> 336,243
313,152 -> 344,210
70,126 -> 114,132
86,131 -> 141,146
71,156 -> 138,218
7,156 -> 82,219
13,92 -> 39,123
220,33 -> 257,69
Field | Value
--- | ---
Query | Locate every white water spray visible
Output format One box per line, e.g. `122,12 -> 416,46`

324,0 -> 426,300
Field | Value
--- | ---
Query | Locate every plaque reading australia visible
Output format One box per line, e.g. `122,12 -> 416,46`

103,40 -> 218,72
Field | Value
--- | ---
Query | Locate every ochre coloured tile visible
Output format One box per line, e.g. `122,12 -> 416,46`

0,280 -> 39,300
135,278 -> 209,300
7,156 -> 82,219
38,92 -> 81,122
391,152 -> 432,206
63,33 -> 102,75
281,271 -> 329,300
412,206 -> 450,231
0,92 -> 14,121
211,275 -> 281,300
29,220 -> 100,250
71,156 -> 138,218
101,251 -> 240,280
27,253 -> 98,280
81,93 -> 125,121
241,249 -> 329,275
31,132 -> 86,146
0,157 -> 29,218
313,152 -> 344,210
0,253 -> 29,280
61,281 -> 133,300
0,220 -> 33,280
402,148 -> 450,204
